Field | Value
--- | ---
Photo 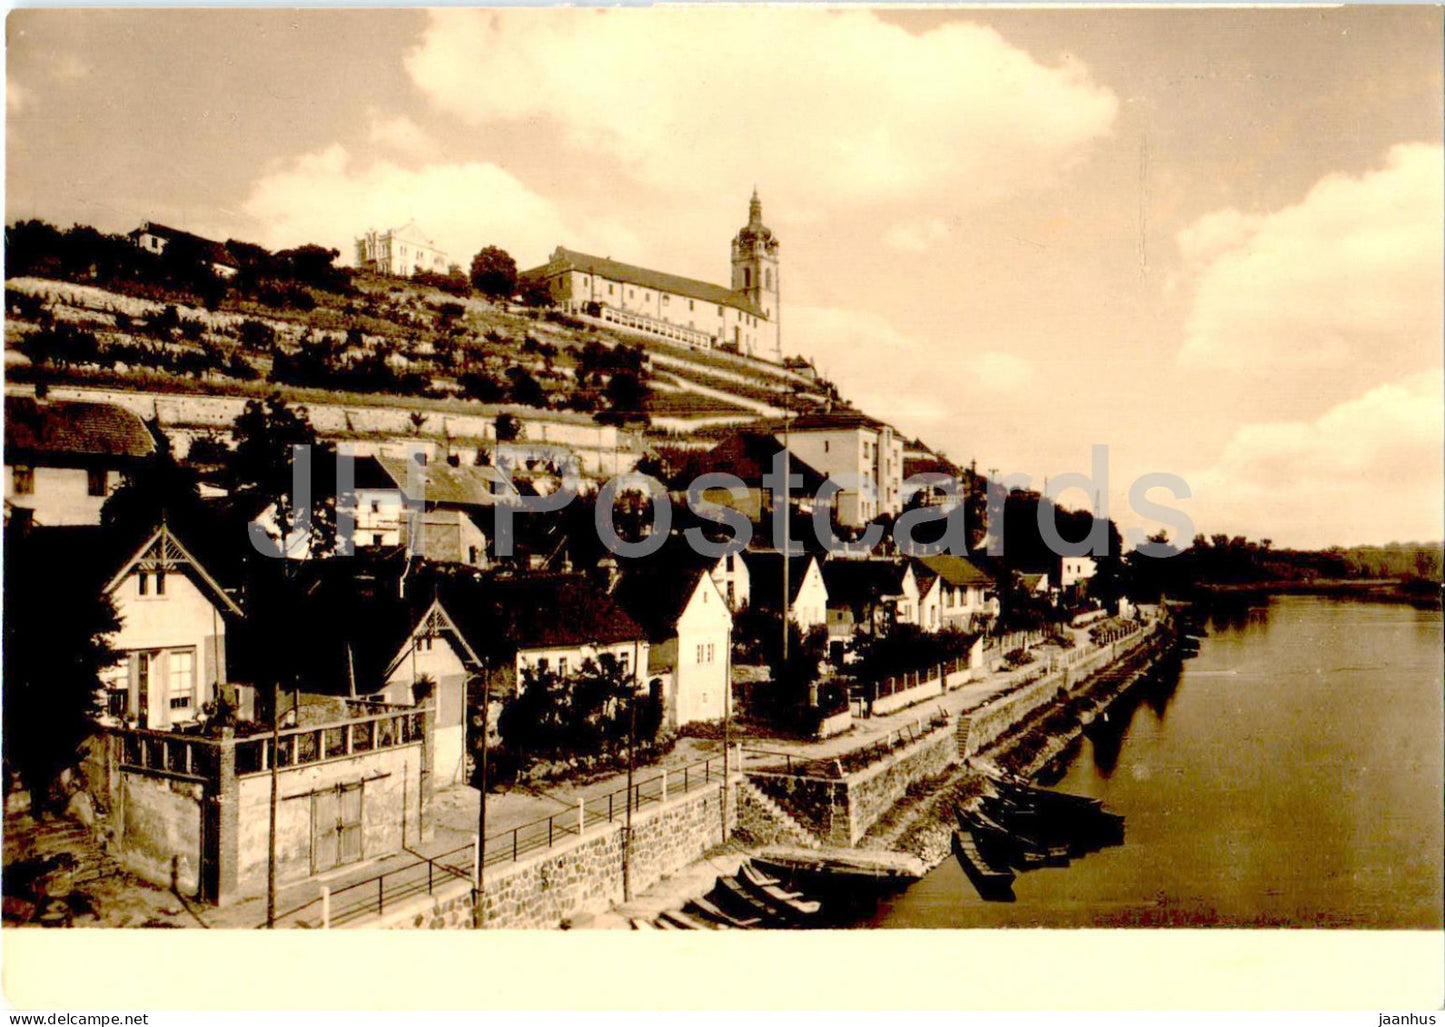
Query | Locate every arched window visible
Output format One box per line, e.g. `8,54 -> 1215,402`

743,268 -> 752,288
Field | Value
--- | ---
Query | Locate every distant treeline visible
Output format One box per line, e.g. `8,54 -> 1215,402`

1128,532 -> 1443,602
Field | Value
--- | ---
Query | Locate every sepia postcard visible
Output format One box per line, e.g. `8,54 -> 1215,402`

2,3 -> 1442,1013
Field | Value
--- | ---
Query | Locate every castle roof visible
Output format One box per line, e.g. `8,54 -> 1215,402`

524,247 -> 766,320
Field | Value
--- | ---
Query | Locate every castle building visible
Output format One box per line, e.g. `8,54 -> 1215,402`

354,221 -> 450,278
522,191 -> 782,361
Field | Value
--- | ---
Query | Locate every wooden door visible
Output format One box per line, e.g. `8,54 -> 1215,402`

338,782 -> 363,866
311,788 -> 340,874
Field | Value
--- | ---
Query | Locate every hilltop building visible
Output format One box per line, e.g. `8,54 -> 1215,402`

354,221 -> 449,278
128,221 -> 239,279
522,191 -> 781,360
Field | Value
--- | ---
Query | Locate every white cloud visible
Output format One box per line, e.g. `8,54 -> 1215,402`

967,351 -> 1034,393
238,145 -> 640,270
1187,369 -> 1444,547
884,217 -> 953,253
404,9 -> 1117,212
788,304 -> 949,431
1177,143 -> 1444,372
366,110 -> 439,162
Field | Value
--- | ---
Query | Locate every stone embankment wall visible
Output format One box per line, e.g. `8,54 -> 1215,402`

748,724 -> 959,848
961,626 -> 1158,758
376,777 -> 742,930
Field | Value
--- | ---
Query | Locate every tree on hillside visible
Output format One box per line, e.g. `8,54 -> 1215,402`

494,413 -> 523,443
230,394 -> 338,557
470,246 -> 518,299
517,276 -> 554,308
3,534 -> 121,809
505,366 -> 546,407
100,428 -> 206,541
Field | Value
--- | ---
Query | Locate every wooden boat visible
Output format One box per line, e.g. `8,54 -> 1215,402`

957,804 -> 1041,867
966,805 -> 1063,867
686,895 -> 758,929
629,917 -> 657,930
741,863 -> 811,902
715,875 -> 791,926
738,863 -> 822,917
653,917 -> 681,929
658,909 -> 710,930
952,829 -> 1015,901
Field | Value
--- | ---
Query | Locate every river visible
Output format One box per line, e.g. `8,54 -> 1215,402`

867,597 -> 1444,929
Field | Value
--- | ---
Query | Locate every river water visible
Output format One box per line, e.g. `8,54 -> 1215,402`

867,597 -> 1443,929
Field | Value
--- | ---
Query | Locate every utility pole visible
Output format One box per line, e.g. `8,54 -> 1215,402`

781,383 -> 792,661
266,679 -> 279,928
473,663 -> 489,929
721,624 -> 732,843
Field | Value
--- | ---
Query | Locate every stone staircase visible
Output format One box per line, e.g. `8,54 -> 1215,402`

3,812 -> 126,925
736,780 -> 821,850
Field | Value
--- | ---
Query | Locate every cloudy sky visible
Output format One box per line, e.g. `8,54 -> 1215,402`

7,7 -> 1442,548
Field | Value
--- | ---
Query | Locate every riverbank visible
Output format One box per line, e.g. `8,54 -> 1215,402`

608,619 -> 1184,924
849,622 -> 1180,877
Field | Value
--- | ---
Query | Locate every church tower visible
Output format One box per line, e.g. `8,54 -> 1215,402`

731,188 -> 781,359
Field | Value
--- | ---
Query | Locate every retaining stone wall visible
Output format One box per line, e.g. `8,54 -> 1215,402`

377,777 -> 738,930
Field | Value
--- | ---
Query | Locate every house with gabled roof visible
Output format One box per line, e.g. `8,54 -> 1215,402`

742,551 -> 829,633
915,553 -> 999,632
612,556 -> 732,730
4,394 -> 157,527
438,573 -> 651,705
129,221 -> 241,278
821,558 -> 921,641
29,520 -> 247,730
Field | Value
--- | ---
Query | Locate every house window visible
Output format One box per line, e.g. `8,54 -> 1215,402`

168,649 -> 195,710
372,534 -> 384,547
717,305 -> 723,316
155,569 -> 166,595
823,441 -> 830,453
558,656 -> 569,677
696,644 -> 705,664
619,652 -> 629,676
136,651 -> 153,719
137,572 -> 149,596
538,658 -> 550,673
608,283 -> 614,295
706,643 -> 715,663
87,468 -> 107,496
12,466 -> 34,495
688,300 -> 694,311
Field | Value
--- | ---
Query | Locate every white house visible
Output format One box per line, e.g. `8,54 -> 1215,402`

98,524 -> 243,730
354,221 -> 449,278
743,551 -> 830,633
614,563 -> 733,730
375,599 -> 480,788
1060,556 -> 1098,590
767,411 -> 904,528
4,395 -> 156,527
916,554 -> 998,632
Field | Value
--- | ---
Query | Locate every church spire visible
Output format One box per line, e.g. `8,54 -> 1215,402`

749,187 -> 762,227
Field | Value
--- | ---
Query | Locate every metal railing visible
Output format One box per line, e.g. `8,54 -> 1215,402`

269,841 -> 475,928
480,753 -> 730,868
